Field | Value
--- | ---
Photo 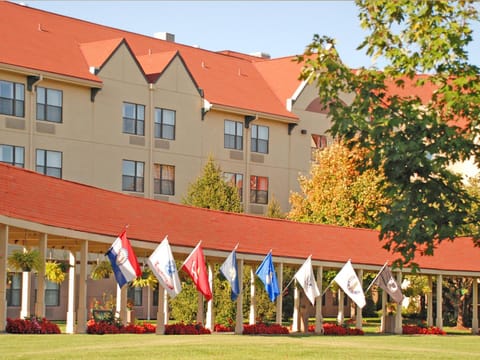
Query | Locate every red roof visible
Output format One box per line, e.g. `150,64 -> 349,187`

1,163 -> 479,273
0,1 -> 297,121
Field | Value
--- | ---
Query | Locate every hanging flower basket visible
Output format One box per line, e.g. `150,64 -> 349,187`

131,268 -> 158,288
45,261 -> 68,283
8,249 -> 41,272
90,260 -> 112,280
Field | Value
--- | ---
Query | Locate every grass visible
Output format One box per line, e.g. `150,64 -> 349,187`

1,331 -> 480,359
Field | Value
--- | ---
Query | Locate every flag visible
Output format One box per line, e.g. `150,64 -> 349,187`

372,264 -> 403,304
255,252 -> 280,302
220,248 -> 240,301
181,242 -> 212,301
106,229 -> 141,288
147,236 -> 182,298
294,256 -> 320,305
334,260 -> 366,308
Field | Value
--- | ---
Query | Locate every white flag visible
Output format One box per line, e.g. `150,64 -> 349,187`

334,260 -> 366,308
147,236 -> 182,298
294,256 -> 320,305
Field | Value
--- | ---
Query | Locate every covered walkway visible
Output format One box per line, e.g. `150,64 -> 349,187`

1,163 -> 479,334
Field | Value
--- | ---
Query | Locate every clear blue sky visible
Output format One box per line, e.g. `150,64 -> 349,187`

21,1 -> 480,68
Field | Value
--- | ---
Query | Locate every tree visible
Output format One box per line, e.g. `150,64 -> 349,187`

298,0 -> 480,266
182,156 -> 242,213
266,195 -> 286,219
288,142 -> 388,229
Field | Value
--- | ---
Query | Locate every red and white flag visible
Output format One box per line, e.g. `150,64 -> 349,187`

181,241 -> 212,301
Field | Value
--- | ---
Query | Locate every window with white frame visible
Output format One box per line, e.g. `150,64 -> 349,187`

123,102 -> 145,136
0,80 -> 24,117
122,160 -> 144,192
36,149 -> 62,178
154,108 -> 175,140
36,87 -> 62,123
128,286 -> 142,306
250,175 -> 268,204
45,280 -> 60,306
154,164 -> 175,195
224,120 -> 243,150
0,144 -> 24,167
311,134 -> 328,161
251,124 -> 269,154
224,172 -> 243,201
6,273 -> 21,307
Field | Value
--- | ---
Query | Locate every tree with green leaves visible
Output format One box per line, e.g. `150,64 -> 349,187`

182,156 -> 242,213
298,0 -> 480,267
288,141 -> 388,229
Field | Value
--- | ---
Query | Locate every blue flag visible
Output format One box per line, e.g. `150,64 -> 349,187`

220,249 -> 240,301
255,252 -> 280,302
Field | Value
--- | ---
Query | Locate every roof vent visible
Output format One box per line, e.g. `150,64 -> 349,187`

249,52 -> 271,59
154,32 -> 175,42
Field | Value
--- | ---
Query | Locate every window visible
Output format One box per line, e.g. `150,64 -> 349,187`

123,102 -> 145,136
36,149 -> 62,178
224,120 -> 243,150
311,134 -> 328,160
0,144 -> 24,167
6,273 -> 21,307
154,108 -> 175,140
0,80 -> 24,117
224,172 -> 243,201
154,164 -> 175,195
122,160 -> 144,192
250,175 -> 268,204
36,87 -> 62,123
251,124 -> 269,154
45,281 -> 60,307
127,286 -> 143,306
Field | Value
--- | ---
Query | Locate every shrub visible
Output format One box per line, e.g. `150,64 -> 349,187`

242,322 -> 289,335
6,317 -> 61,334
164,322 -> 211,335
402,324 -> 446,335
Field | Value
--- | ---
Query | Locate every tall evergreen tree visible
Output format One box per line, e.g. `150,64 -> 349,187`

182,156 -> 242,213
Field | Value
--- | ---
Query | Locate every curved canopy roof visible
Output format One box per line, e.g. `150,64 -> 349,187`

1,163 -> 479,275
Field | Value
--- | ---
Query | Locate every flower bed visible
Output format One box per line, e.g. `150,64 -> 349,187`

307,323 -> 364,335
242,322 -> 290,335
87,319 -> 156,334
6,317 -> 61,334
402,324 -> 446,335
214,323 -> 234,332
164,322 -> 211,335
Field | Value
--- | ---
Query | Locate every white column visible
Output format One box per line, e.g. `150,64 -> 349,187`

76,240 -> 88,333
116,285 -> 128,322
197,294 -> 204,324
146,286 -> 151,321
234,258 -> 244,334
20,247 -> 31,319
472,278 -> 478,334
163,289 -> 169,325
394,270 -> 403,334
156,287 -> 165,335
35,233 -> 47,318
436,274 -> 443,329
314,266 -> 323,334
380,290 -> 387,333
337,290 -> 344,325
427,276 -> 433,327
249,267 -> 255,325
0,225 -> 8,332
276,262 -> 283,325
205,264 -> 214,330
356,268 -> 363,329
66,250 -> 76,334
291,284 -> 300,332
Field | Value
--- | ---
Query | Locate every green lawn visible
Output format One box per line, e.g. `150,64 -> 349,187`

0,332 -> 479,360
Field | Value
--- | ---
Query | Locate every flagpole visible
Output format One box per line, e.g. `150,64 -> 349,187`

365,261 -> 388,294
233,243 -> 239,251
180,240 -> 202,269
